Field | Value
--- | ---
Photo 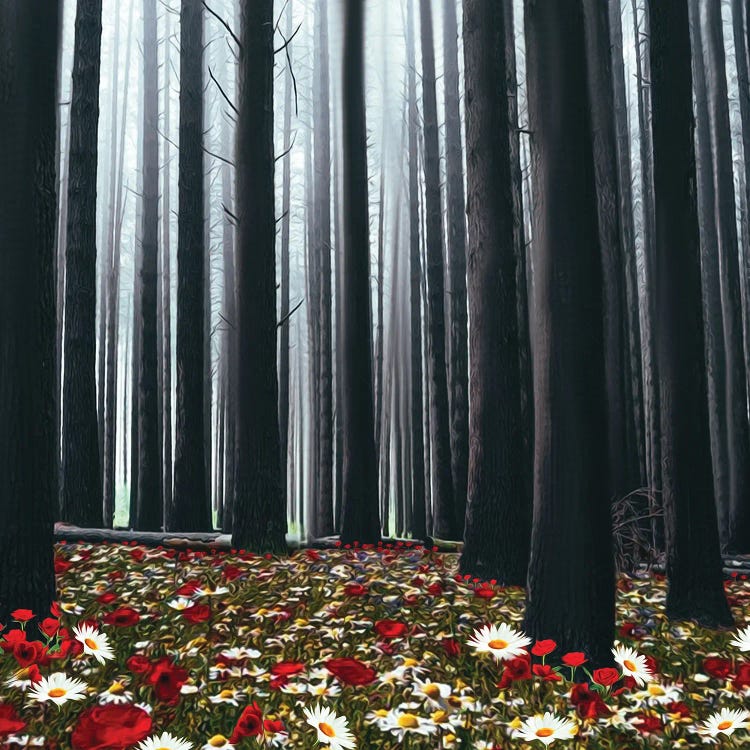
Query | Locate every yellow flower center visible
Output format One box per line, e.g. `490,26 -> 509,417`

48,688 -> 66,698
84,638 -> 99,650
488,639 -> 508,650
647,685 -> 664,696
208,736 -> 228,747
536,728 -> 554,738
219,690 -> 234,699
718,721 -> 733,731
423,684 -> 441,699
431,710 -> 449,724
109,682 -> 125,695
398,714 -> 420,729
623,659 -> 636,672
319,722 -> 336,737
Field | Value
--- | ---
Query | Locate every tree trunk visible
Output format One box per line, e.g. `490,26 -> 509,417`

232,0 -> 286,552
649,0 -> 733,626
0,0 -> 60,628
136,0 -> 163,531
522,0 -> 615,666
419,0 -> 457,541
60,0 -> 104,528
340,0 -> 381,545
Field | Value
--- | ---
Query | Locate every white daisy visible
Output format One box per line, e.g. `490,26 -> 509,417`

201,736 -> 235,750
380,707 -> 438,740
729,624 -> 750,652
219,647 -> 261,660
466,624 -> 531,663
197,585 -> 229,598
6,666 -> 41,691
612,643 -> 652,686
137,732 -> 193,750
73,624 -> 114,665
28,672 -> 88,707
307,681 -> 341,698
699,708 -> 749,738
167,597 -> 195,611
209,688 -> 245,706
517,712 -> 577,746
97,680 -> 134,704
411,677 -> 452,708
303,704 -> 356,750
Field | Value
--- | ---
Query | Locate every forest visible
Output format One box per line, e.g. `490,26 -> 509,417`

1,0 -> 750,747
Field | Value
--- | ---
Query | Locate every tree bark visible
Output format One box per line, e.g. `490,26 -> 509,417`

522,0 -> 615,665
60,0 -> 104,528
648,0 -> 734,626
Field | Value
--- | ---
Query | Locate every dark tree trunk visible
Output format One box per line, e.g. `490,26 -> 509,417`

459,0 -> 530,585
136,0 -> 163,531
419,0 -> 457,541
648,0 -> 734,626
232,0 -> 286,552
314,0 -> 334,537
333,76 -> 344,535
375,169 -> 386,515
443,0 -> 469,537
522,0 -> 615,666
340,0 -> 381,545
60,0 -> 104,527
700,0 -> 750,553
406,0 -> 426,540
172,0 -> 209,532
0,0 -> 60,627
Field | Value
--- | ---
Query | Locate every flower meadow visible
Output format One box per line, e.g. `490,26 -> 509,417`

0,542 -> 749,749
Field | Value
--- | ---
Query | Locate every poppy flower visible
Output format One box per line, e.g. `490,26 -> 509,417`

441,638 -> 461,658
732,662 -> 750,691
147,658 -> 189,704
474,587 -> 496,599
96,592 -> 118,605
11,609 -> 34,623
39,617 -> 61,637
593,667 -> 621,687
271,661 -> 305,678
1,629 -> 27,653
562,652 -> 587,667
703,657 -> 733,680
71,703 -> 152,750
532,663 -> 562,681
230,702 -> 264,743
13,640 -> 44,668
181,604 -> 211,624
344,583 -> 367,597
633,713 -> 662,735
103,608 -> 141,627
570,683 -> 612,720
498,656 -> 531,688
0,703 -> 26,738
531,640 -> 557,657
374,620 -> 408,638
325,657 -> 377,685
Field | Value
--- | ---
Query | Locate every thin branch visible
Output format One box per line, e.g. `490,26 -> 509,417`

203,1 -> 242,49
208,67 -> 238,114
277,298 -> 304,328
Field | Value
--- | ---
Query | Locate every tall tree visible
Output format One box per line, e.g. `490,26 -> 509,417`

443,0 -> 469,536
60,0 -> 104,527
522,0 -> 615,665
0,0 -> 61,626
648,0 -> 733,625
419,0 -> 457,541
460,0 -> 530,584
172,0 -> 210,532
135,0 -> 163,531
340,0 -> 381,545
233,0 -> 286,552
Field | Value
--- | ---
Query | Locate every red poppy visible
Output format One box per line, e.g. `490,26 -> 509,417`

593,667 -> 621,687
325,657 -> 377,685
374,620 -> 408,638
263,719 -> 285,735
612,675 -> 637,696
181,604 -> 211,624
71,703 -> 152,750
531,639 -> 557,657
230,702 -> 264,743
569,683 -> 612,719
441,638 -> 461,658
97,592 -> 118,605
271,661 -> 306,678
562,652 -> 587,667
498,656 -> 531,688
618,622 -> 641,640
130,548 -> 145,562
0,703 -> 26,738
222,565 -> 243,581
147,658 -> 189,704
474,587 -> 496,599
103,608 -> 141,627
13,640 -> 44,668
1,629 -> 27,653
426,582 -> 443,596
39,617 -> 61,637
54,558 -> 73,575
532,663 -> 562,681
703,657 -> 733,680
10,609 -> 34,623
732,662 -> 750,691
175,581 -> 201,597
666,701 -> 691,719
633,713 -> 662,735
49,601 -> 61,618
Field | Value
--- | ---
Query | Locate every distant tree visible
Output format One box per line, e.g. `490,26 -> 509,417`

460,0 -> 530,585
522,0 -> 615,665
649,0 -> 733,626
340,0 -> 381,545
172,0 -> 210,532
0,0 -> 61,627
232,0 -> 286,552
60,0 -> 104,528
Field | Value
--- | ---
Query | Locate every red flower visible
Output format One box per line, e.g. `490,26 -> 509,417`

593,667 -> 621,687
374,620 -> 408,639
271,661 -> 305,678
54,558 -> 72,574
498,656 -> 531,688
222,565 -> 243,581
97,592 -> 118,605
49,601 -> 61,618
13,640 -> 44,668
441,638 -> 461,658
103,608 -> 141,627
732,662 -> 750,691
474,587 -> 496,599
325,657 -> 377,685
633,713 -> 662,735
230,702 -> 264,743
666,701 -> 691,719
175,581 -> 200,597
703,657 -> 733,680
11,609 -> 34,623
263,719 -> 285,735
0,703 -> 26,738
147,658 -> 189,704
39,618 -> 61,637
643,654 -> 659,676
1,629 -> 27,653
130,548 -> 145,562
562,652 -> 587,667
612,675 -> 637,696
181,604 -> 211,624
344,583 -> 368,597
426,582 -> 443,596
532,663 -> 562,681
570,683 -> 612,719
531,639 -> 557,657
71,703 -> 152,750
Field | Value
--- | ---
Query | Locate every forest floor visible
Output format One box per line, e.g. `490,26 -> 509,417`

0,543 -> 749,749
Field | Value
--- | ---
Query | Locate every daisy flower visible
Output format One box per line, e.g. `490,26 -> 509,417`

209,688 -> 245,706
73,624 -> 114,665
98,680 -> 134,704
28,672 -> 88,707
466,624 -> 531,662
517,712 -> 577,746
137,732 -> 193,750
201,736 -> 235,750
167,597 -> 195,611
699,708 -> 749,738
380,707 -> 437,740
303,704 -> 356,750
411,677 -> 452,708
729,624 -> 750,652
612,643 -> 652,686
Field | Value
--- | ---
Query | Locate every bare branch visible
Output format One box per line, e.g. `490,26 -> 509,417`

203,1 -> 242,49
